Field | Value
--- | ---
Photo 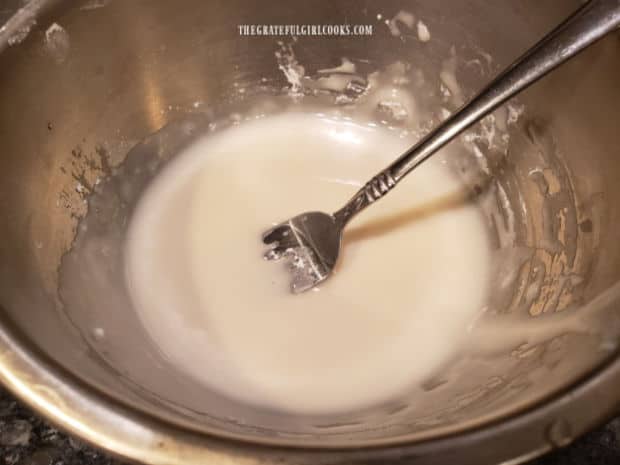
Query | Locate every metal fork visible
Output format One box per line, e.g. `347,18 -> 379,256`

263,0 -> 620,293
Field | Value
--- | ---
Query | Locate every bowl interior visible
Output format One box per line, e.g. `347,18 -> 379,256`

0,0 -> 619,448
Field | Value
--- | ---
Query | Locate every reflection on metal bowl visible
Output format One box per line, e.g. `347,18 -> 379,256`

0,0 -> 619,464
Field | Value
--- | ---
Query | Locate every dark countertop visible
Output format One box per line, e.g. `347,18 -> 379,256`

0,388 -> 618,465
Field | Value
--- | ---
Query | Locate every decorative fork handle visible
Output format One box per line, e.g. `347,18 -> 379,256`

333,0 -> 620,227
333,170 -> 397,224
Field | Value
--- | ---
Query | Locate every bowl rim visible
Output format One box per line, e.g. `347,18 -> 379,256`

0,307 -> 619,465
1,1 -> 619,463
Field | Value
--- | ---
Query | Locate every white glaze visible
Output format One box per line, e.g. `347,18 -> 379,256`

125,112 -> 492,414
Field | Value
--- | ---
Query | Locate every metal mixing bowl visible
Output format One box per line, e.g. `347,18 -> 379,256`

0,0 -> 619,463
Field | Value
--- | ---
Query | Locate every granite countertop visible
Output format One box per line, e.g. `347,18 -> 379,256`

0,388 -> 618,465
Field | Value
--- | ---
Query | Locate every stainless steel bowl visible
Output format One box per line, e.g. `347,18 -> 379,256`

0,0 -> 619,464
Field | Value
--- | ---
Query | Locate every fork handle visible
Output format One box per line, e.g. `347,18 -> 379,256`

333,0 -> 620,226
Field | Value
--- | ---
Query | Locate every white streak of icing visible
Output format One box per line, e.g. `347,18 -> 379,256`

80,0 -> 111,10
45,22 -> 64,38
7,18 -> 36,46
274,41 -> 305,96
507,102 -> 525,124
377,100 -> 409,122
417,20 -> 431,42
318,58 -> 356,75
469,142 -> 490,174
388,10 -> 415,37
92,327 -> 105,339
370,86 -> 417,125
495,181 -> 516,247
440,83 -> 452,100
494,106 -> 508,133
44,22 -> 70,64
440,51 -> 464,107
353,61 -> 420,126
315,75 -> 358,93
480,114 -> 497,149
476,48 -> 494,67
472,279 -> 620,354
